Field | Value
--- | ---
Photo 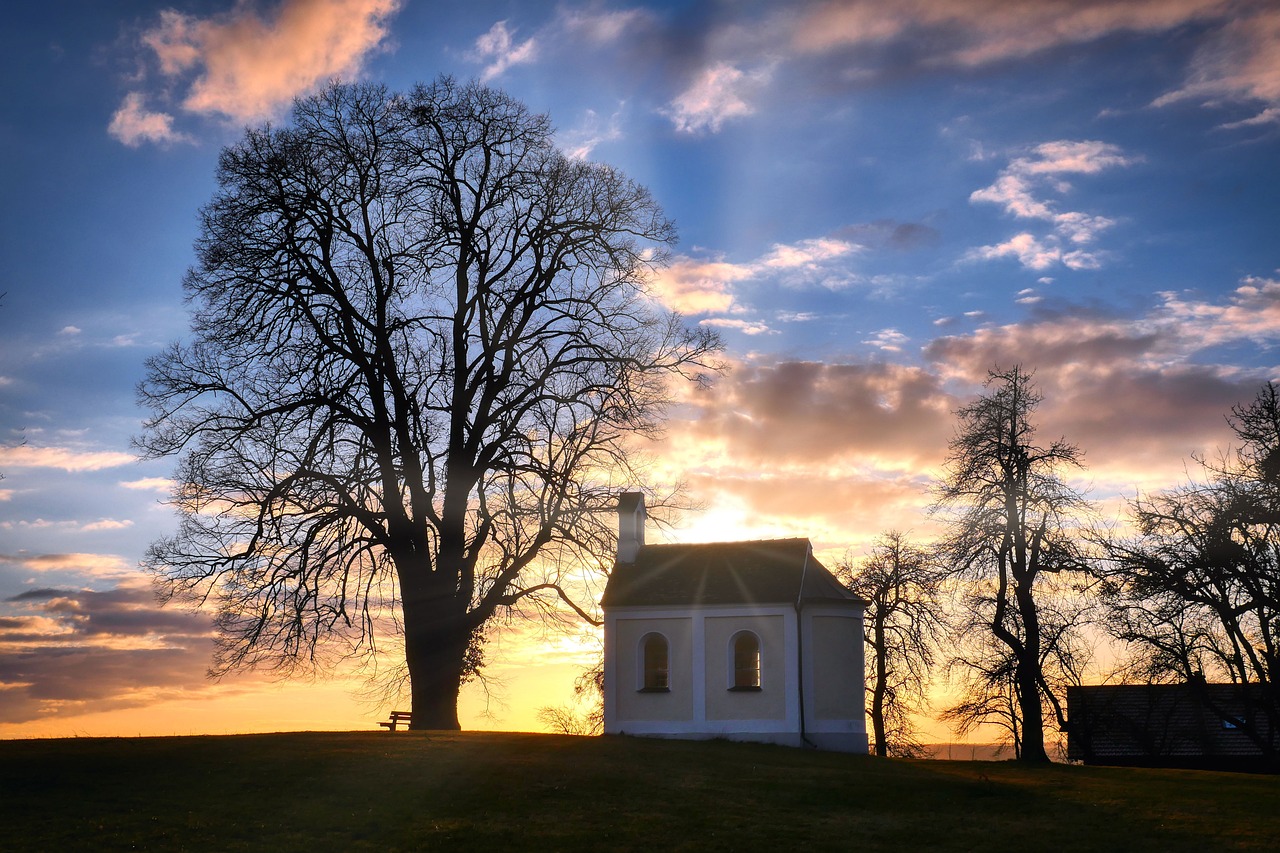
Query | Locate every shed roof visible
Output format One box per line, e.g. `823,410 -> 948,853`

1066,683 -> 1273,763
601,538 -> 864,608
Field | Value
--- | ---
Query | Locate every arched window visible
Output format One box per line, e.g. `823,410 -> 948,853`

640,633 -> 669,691
732,631 -> 761,690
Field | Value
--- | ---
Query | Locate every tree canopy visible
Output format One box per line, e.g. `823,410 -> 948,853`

138,78 -> 720,728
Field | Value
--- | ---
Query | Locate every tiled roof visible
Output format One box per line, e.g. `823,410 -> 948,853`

1066,683 -> 1274,762
601,538 -> 864,608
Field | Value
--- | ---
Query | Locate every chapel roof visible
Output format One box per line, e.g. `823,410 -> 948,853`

601,538 -> 865,608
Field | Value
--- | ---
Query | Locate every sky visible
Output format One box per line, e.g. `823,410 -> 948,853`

3,0 -> 1280,740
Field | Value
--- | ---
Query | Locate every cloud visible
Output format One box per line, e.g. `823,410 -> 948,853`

761,237 -> 857,269
684,360 -> 954,470
660,0 -> 1256,146
649,255 -> 752,315
966,233 -> 1105,271
654,270 -> 1280,558
699,318 -> 773,336
863,328 -> 909,352
107,92 -> 191,147
469,20 -> 538,82
649,227 -> 904,321
789,0 -> 1234,69
81,519 -> 135,533
968,140 -> 1135,271
115,0 -> 399,140
1154,6 -> 1280,125
921,284 -> 1280,489
557,6 -> 654,44
0,445 -> 135,472
664,62 -> 772,133
0,552 -> 136,579
559,106 -> 624,161
0,582 -> 215,723
1159,275 -> 1280,348
120,477 -> 174,493
833,221 -> 941,252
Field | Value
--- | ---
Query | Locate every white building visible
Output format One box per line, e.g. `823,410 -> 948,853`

601,492 -> 869,753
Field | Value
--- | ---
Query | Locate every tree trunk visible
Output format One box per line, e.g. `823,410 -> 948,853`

400,572 -> 471,730
1015,582 -> 1050,763
872,617 -> 888,757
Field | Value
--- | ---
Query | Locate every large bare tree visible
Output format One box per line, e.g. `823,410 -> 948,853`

933,367 -> 1091,762
138,79 -> 720,729
840,531 -> 946,758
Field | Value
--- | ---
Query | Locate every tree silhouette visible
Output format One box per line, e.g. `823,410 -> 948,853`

138,79 -> 720,729
840,531 -> 946,757
933,367 -> 1091,762
1100,382 -> 1280,756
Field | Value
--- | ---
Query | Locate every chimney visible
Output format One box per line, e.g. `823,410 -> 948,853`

616,492 -> 646,563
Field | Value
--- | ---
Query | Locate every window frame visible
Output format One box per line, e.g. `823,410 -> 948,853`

638,631 -> 670,693
729,630 -> 762,692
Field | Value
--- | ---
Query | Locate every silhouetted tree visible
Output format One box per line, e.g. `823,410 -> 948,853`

840,531 -> 946,757
138,79 -> 720,730
1099,382 -> 1280,755
933,367 -> 1091,762
536,657 -> 604,736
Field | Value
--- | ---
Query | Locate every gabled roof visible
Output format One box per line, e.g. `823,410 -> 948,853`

601,538 -> 865,608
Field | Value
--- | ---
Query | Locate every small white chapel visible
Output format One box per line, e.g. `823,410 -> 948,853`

601,492 -> 870,753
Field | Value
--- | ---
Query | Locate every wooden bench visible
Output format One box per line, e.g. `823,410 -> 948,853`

378,710 -> 412,731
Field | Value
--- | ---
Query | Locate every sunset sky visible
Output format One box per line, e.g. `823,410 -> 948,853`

3,0 -> 1280,740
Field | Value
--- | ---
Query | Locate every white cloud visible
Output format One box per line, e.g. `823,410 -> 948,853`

108,93 -> 192,147
1159,275 -> 1280,348
968,140 -> 1134,271
559,106 -> 624,161
469,20 -> 538,82
664,62 -> 771,134
761,238 -> 857,269
699,317 -> 774,336
81,519 -> 135,533
650,231 -> 872,319
120,477 -> 173,494
558,7 -> 653,44
966,233 -> 1062,271
863,328 -> 909,352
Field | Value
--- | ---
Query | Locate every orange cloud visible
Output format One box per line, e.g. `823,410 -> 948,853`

0,552 -> 136,579
649,256 -> 751,315
791,0 -> 1234,67
107,92 -> 191,147
0,445 -> 135,472
140,0 -> 400,122
679,359 -> 955,471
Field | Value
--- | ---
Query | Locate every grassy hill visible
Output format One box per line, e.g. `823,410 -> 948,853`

1,731 -> 1276,851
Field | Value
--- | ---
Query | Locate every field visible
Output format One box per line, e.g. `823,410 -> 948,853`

1,731 -> 1276,851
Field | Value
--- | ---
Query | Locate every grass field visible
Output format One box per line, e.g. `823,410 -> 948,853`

1,731 -> 1277,851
